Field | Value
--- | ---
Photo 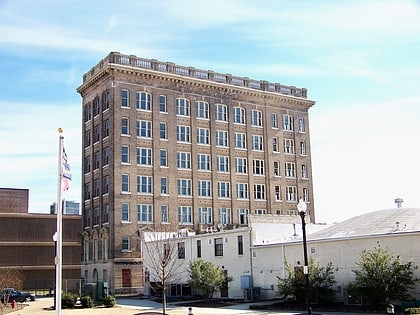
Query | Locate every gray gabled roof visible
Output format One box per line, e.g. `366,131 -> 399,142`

308,208 -> 420,241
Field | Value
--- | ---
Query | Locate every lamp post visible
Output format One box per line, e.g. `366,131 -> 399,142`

297,198 -> 312,315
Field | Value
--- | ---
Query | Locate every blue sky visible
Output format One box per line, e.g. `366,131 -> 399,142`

0,0 -> 419,223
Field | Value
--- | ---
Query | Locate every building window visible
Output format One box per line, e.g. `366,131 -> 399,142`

273,161 -> 280,176
94,151 -> 100,170
103,175 -> 110,194
94,179 -> 100,197
122,236 -> 130,252
137,204 -> 153,223
298,117 -> 305,132
178,242 -> 185,259
217,182 -> 230,198
84,183 -> 91,200
176,125 -> 190,142
196,101 -> 209,119
235,158 -> 247,174
300,141 -> 307,155
85,209 -> 91,227
84,104 -> 92,122
214,237 -> 223,257
234,107 -> 245,124
286,186 -> 297,202
103,147 -> 110,166
121,89 -> 129,108
159,95 -> 167,113
283,114 -> 293,131
177,179 -> 192,196
197,154 -> 211,171
272,137 -> 279,152
216,130 -> 228,147
176,98 -> 190,116
178,206 -> 192,224
197,128 -> 210,145
177,152 -> 191,169
238,208 -> 249,225
252,135 -> 264,151
302,164 -> 308,179
94,125 -> 100,143
199,207 -> 212,224
285,162 -> 296,178
160,149 -> 168,167
136,91 -> 152,111
84,156 -> 91,174
236,183 -> 249,199
251,109 -> 263,127
160,177 -> 168,195
122,174 -> 129,193
103,204 -> 109,224
160,122 -> 167,140
218,208 -> 232,224
254,184 -> 266,200
234,132 -> 246,149
161,205 -> 168,223
121,118 -> 129,135
284,139 -> 295,154
136,120 -> 152,138
303,188 -> 309,202
271,113 -> 278,128
252,159 -> 265,175
93,207 -> 100,226
122,203 -> 129,222
255,209 -> 266,215
217,155 -> 229,173
275,185 -> 281,201
198,180 -> 212,197
137,147 -> 152,166
215,103 -> 228,122
137,175 -> 152,194
237,235 -> 244,255
103,119 -> 110,138
84,130 -> 91,147
121,146 -> 129,164
197,240 -> 202,258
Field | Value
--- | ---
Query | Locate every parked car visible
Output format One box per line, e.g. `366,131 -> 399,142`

0,288 -> 36,303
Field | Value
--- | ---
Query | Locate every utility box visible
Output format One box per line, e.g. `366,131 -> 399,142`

244,287 -> 261,302
240,275 -> 253,289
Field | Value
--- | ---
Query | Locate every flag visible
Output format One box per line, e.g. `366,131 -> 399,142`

62,146 -> 71,191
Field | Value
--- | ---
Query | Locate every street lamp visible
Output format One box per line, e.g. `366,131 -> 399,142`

297,198 -> 312,315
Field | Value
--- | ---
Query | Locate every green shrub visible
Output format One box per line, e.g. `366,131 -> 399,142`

405,307 -> 420,314
80,295 -> 94,308
61,292 -> 77,308
103,295 -> 116,308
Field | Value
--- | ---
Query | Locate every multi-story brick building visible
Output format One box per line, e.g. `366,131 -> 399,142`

77,52 -> 316,294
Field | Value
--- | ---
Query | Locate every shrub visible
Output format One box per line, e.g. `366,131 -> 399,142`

61,292 -> 77,308
103,295 -> 116,308
405,307 -> 420,314
80,295 -> 94,308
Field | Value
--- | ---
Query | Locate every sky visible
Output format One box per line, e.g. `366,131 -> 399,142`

0,0 -> 419,224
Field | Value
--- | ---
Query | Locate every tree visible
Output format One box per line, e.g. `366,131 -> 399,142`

140,224 -> 188,315
189,260 -> 232,301
0,268 -> 24,306
277,259 -> 336,304
349,243 -> 417,308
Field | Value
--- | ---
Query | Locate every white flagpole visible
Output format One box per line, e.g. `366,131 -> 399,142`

55,128 -> 64,315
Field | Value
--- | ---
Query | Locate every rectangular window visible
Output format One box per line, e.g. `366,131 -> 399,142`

275,185 -> 281,201
302,164 -> 308,179
177,179 -> 192,196
176,125 -> 191,142
273,161 -> 280,176
122,236 -> 130,251
94,179 -> 100,197
284,139 -> 295,154
160,177 -> 168,195
85,130 -> 91,147
298,117 -> 305,132
235,158 -> 247,174
217,155 -> 229,172
215,104 -> 228,122
94,125 -> 100,143
103,119 -> 110,138
303,188 -> 309,202
285,162 -> 296,178
178,206 -> 192,224
234,132 -> 247,149
286,186 -> 297,202
160,149 -> 168,167
137,147 -> 152,166
161,205 -> 168,223
238,235 -> 244,255
197,128 -> 210,145
121,118 -> 129,135
94,151 -> 100,169
252,159 -> 265,175
218,182 -> 230,198
216,130 -> 229,147
254,184 -> 266,200
137,175 -> 152,194
178,242 -> 185,259
177,152 -> 191,169
103,204 -> 109,224
122,174 -> 129,192
234,107 -> 245,124
236,183 -> 249,199
122,203 -> 129,222
197,240 -> 202,258
238,208 -> 249,225
196,101 -> 209,119
251,109 -> 263,127
197,154 -> 211,171
176,98 -> 190,116
159,95 -> 167,113
283,114 -> 293,131
252,135 -> 264,151
136,120 -> 152,138
214,237 -> 223,256
271,113 -> 278,128
103,147 -> 110,166
136,92 -> 152,111
272,137 -> 279,152
160,122 -> 167,139
199,207 -> 212,224
84,156 -> 91,174
93,207 -> 100,226
198,180 -> 212,197
121,89 -> 129,107
137,204 -> 153,223
103,175 -> 110,194
121,146 -> 129,163
300,141 -> 307,155
218,207 -> 232,224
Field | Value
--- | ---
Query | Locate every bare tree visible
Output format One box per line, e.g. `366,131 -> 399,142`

139,223 -> 190,315
0,268 -> 25,304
